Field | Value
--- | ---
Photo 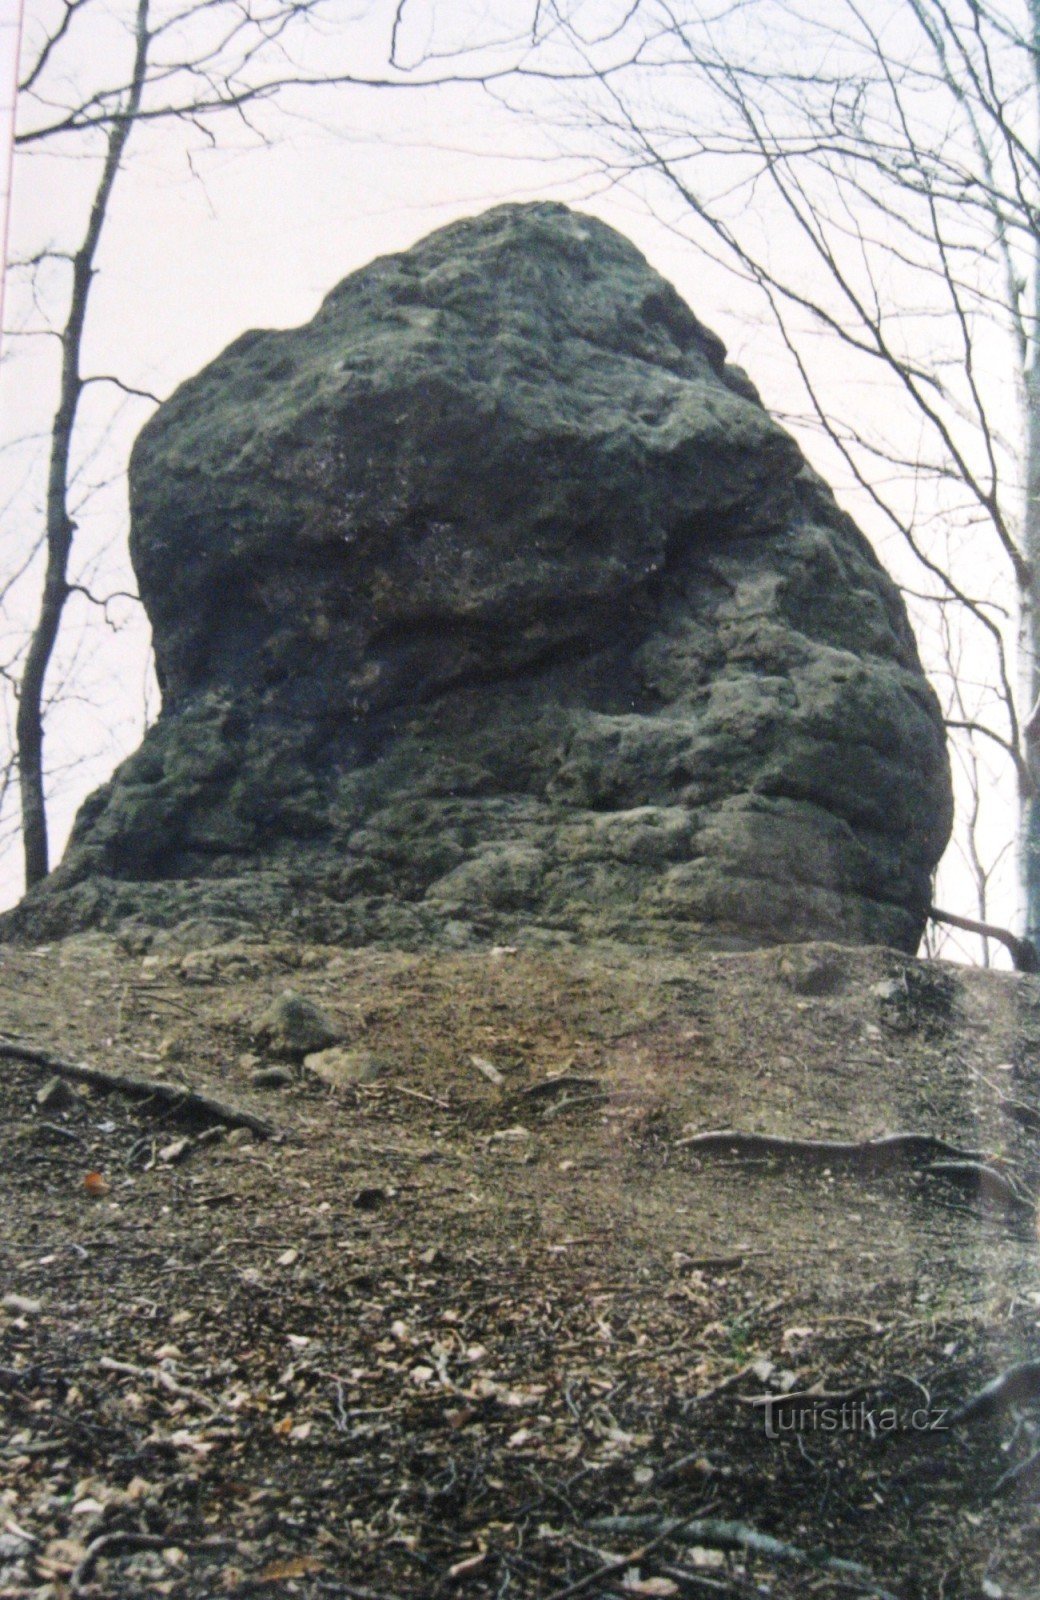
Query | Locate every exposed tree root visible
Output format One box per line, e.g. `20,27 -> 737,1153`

0,1036 -> 278,1139
922,1159 -> 1031,1214
929,905 -> 1040,972
675,1129 -> 981,1164
587,1515 -> 900,1600
676,1130 -> 1035,1218
950,1360 -> 1040,1426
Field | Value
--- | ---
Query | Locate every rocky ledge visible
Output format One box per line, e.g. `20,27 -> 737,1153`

5,202 -> 952,951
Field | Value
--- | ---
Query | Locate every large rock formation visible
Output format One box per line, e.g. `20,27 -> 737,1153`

7,202 -> 952,951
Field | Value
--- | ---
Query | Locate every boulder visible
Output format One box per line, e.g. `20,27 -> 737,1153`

4,202 -> 952,952
303,1048 -> 383,1088
254,991 -> 341,1058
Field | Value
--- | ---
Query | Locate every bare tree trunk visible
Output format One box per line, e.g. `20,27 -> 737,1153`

1022,0 -> 1040,942
1022,359 -> 1040,939
15,0 -> 150,888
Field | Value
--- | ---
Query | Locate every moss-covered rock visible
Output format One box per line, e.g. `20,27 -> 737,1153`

4,203 -> 952,952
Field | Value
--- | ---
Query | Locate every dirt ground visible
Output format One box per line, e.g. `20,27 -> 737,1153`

3,929 -> 1040,1599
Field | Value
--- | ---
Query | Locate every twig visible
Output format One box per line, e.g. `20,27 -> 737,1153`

0,1036 -> 277,1138
968,1065 -> 1040,1132
387,1084 -> 449,1109
658,1565 -> 742,1595
98,1354 -> 220,1414
71,1532 -> 233,1594
682,1252 -> 758,1271
587,1517 -> 899,1600
544,1511 -> 716,1600
541,1093 -> 610,1121
993,1444 -> 1040,1495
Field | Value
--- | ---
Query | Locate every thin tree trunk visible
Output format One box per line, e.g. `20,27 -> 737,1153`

1022,358 -> 1040,940
15,0 -> 150,888
1022,1 -> 1040,941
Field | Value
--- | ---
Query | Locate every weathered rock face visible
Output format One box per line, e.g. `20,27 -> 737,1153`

7,202 -> 953,951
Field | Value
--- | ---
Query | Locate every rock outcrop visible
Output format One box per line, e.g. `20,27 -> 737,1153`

6,202 -> 953,951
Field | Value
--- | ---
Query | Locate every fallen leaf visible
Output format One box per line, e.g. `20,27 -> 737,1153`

83,1171 -> 108,1196
256,1555 -> 324,1581
71,1497 -> 105,1516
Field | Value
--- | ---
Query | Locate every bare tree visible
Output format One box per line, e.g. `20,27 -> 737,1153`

7,0 -> 602,892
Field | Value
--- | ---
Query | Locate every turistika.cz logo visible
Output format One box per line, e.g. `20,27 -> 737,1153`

752,1395 -> 950,1439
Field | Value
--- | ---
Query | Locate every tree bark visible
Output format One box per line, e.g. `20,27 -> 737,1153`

1022,0 -> 1040,941
16,0 -> 150,888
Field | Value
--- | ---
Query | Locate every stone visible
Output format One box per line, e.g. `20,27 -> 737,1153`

250,1064 -> 294,1089
254,991 -> 341,1058
2,1294 -> 42,1316
157,1137 -> 190,1164
303,1047 -> 383,1087
35,1076 -> 73,1111
3,202 -> 952,954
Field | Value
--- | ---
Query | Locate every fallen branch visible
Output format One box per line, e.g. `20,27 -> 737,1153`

587,1517 -> 899,1600
544,1510 -> 715,1600
0,1036 -> 278,1138
950,1360 -> 1040,1426
99,1354 -> 221,1414
929,905 -> 1039,972
71,1532 -> 233,1595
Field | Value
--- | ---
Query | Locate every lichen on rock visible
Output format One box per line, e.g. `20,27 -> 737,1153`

5,202 -> 953,952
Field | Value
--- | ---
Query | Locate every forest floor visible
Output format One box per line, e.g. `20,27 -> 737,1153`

2,930 -> 1040,1599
